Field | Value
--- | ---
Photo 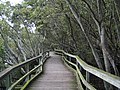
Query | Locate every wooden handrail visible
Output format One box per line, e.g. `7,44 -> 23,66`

0,54 -> 42,80
8,64 -> 43,90
63,56 -> 96,90
55,49 -> 120,89
0,51 -> 50,90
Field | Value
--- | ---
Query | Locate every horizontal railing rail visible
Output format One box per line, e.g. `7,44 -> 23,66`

55,49 -> 120,89
0,51 -> 50,90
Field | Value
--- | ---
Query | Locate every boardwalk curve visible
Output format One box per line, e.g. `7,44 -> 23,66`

26,52 -> 78,90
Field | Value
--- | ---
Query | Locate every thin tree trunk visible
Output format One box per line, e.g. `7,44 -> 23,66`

65,0 -> 103,70
65,14 -> 78,50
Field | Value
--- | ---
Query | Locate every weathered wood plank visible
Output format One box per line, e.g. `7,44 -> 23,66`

55,50 -> 120,89
26,52 -> 78,90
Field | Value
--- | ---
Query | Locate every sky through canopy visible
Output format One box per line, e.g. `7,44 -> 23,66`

1,0 -> 23,5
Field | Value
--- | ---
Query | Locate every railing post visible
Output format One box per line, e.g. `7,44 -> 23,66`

40,60 -> 43,71
48,51 -> 49,57
43,52 -> 45,58
86,71 -> 90,90
78,63 -> 82,71
39,57 -> 42,71
25,64 -> 30,81
9,72 -> 13,86
5,74 -> 10,90
69,56 -> 71,62
76,61 -> 78,67
62,53 -> 64,57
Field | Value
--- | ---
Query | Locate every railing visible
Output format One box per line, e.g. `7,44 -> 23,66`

55,50 -> 120,90
0,51 -> 50,90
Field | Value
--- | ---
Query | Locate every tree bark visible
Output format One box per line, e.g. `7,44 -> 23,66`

65,0 -> 103,70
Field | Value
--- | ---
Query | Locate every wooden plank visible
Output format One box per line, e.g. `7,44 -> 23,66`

55,49 -> 120,89
27,52 -> 78,90
63,56 -> 96,90
62,56 -> 84,90
27,87 -> 78,90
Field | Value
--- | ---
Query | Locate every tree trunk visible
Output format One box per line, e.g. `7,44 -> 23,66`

65,0 -> 103,70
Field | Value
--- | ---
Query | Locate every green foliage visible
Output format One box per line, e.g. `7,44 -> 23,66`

0,0 -> 120,75
0,38 -> 5,71
0,38 -> 4,57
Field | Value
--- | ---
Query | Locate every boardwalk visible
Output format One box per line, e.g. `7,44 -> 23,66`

26,52 -> 78,90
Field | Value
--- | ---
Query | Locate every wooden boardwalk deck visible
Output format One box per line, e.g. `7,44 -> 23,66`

26,52 -> 78,90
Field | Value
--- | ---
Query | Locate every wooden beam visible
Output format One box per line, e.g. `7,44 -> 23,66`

55,50 -> 120,89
